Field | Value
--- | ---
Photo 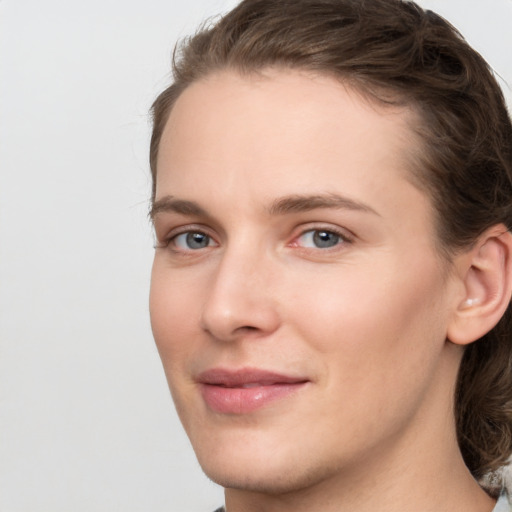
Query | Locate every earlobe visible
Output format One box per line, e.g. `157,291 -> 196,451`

447,225 -> 512,346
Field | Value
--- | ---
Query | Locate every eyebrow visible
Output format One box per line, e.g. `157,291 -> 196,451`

268,193 -> 380,216
150,196 -> 210,221
150,192 -> 379,221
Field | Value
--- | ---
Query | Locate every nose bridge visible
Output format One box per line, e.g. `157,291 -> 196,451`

200,239 -> 280,341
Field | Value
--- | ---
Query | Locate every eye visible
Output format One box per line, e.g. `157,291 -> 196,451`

173,231 -> 216,250
295,229 -> 346,249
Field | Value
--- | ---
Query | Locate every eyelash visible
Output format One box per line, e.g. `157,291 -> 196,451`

155,224 -> 216,251
156,224 -> 354,253
290,226 -> 353,250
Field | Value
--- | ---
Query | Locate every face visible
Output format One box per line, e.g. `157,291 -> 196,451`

150,69 -> 461,494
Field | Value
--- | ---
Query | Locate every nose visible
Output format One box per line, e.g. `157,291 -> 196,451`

200,248 -> 281,342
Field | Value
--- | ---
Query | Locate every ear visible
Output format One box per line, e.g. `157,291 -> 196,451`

447,225 -> 512,346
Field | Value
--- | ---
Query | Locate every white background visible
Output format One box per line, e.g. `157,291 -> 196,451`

1,1 -> 511,511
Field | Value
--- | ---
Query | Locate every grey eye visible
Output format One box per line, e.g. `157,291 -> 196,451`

174,231 -> 213,250
312,230 -> 341,248
297,229 -> 343,249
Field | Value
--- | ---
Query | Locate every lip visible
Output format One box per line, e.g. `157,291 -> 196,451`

197,368 -> 309,414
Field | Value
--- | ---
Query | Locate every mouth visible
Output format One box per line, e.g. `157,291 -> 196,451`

197,368 -> 310,414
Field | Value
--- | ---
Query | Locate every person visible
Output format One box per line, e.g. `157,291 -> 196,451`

147,0 -> 512,510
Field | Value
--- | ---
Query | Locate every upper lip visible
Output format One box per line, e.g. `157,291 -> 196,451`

196,368 -> 309,387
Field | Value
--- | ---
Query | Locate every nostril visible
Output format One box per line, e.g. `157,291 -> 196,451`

235,325 -> 260,335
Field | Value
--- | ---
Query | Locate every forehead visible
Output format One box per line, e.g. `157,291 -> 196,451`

155,68 -> 423,211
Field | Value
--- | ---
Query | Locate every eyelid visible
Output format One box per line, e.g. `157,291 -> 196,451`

288,223 -> 355,249
154,223 -> 219,250
153,221 -> 355,252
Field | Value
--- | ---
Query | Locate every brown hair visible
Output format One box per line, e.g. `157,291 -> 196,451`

150,0 -> 512,484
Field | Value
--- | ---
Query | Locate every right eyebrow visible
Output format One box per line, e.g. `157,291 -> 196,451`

149,195 -> 209,221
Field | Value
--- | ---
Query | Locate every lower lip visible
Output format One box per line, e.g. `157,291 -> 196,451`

200,382 -> 307,414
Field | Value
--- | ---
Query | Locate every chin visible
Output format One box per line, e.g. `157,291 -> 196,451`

201,462 -> 324,496
193,438 -> 340,496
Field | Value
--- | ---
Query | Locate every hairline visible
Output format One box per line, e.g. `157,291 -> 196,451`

150,64 -> 458,262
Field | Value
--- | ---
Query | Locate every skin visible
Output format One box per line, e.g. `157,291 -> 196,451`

150,69 -> 497,512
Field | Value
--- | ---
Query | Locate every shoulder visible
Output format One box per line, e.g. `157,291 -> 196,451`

493,492 -> 512,512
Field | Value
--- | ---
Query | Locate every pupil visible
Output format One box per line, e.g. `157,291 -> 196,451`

187,232 -> 209,249
313,230 -> 339,248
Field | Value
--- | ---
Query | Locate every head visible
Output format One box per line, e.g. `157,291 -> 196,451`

149,0 -> 512,491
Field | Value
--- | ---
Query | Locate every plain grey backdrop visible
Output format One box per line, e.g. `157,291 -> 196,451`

1,1 -> 511,511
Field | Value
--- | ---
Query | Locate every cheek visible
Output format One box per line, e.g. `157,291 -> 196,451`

149,263 -> 207,430
149,262 -> 202,367
285,257 -> 449,384
283,259 -> 452,452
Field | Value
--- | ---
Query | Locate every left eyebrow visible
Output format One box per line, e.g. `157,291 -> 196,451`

268,193 -> 380,216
